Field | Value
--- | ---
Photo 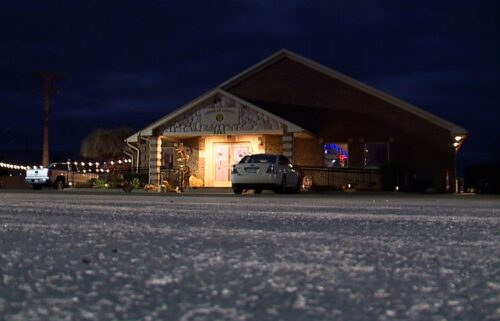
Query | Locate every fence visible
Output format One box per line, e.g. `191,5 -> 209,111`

297,166 -> 382,191
102,165 -> 382,191
0,176 -> 29,189
160,166 -> 185,191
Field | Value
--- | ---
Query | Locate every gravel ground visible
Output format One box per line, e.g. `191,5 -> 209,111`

0,191 -> 499,321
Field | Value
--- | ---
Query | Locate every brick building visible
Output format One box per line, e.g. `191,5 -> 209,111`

126,50 -> 467,192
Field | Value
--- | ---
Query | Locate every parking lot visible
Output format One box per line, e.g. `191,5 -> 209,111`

1,191 -> 499,320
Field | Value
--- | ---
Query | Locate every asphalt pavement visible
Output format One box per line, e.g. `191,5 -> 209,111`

0,191 -> 499,320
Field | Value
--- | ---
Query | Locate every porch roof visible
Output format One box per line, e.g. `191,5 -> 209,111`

126,89 -> 306,143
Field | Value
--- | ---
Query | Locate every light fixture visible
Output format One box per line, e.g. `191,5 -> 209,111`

454,136 -> 463,142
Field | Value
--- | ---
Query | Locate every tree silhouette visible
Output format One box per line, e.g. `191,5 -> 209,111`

80,127 -> 134,160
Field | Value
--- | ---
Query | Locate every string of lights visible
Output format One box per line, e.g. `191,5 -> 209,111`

0,162 -> 29,171
0,158 -> 133,173
70,159 -> 132,173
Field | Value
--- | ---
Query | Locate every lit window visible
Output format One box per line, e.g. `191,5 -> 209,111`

324,143 -> 349,168
364,143 -> 389,168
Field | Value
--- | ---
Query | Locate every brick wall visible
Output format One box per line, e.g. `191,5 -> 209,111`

264,135 -> 282,154
226,57 -> 458,192
138,140 -> 148,169
294,138 -> 323,166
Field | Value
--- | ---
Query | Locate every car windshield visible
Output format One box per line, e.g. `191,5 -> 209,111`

240,154 -> 277,164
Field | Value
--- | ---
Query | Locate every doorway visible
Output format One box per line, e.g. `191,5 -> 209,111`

214,143 -> 250,186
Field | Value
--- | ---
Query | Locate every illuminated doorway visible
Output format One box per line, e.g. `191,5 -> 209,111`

214,143 -> 250,186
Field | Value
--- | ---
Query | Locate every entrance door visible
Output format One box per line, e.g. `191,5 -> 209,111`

215,144 -> 230,182
233,145 -> 250,165
214,143 -> 250,186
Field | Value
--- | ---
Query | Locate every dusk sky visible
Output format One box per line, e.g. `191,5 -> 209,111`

1,1 -> 499,172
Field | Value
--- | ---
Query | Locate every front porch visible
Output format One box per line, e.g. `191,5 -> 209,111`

131,89 -> 308,188
150,133 -> 291,188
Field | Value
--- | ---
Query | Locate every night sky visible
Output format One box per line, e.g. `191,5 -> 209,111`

1,1 -> 499,172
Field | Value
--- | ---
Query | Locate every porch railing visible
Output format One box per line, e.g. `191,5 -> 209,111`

296,166 -> 382,191
100,165 -> 382,191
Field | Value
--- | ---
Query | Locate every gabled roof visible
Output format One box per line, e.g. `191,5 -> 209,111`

128,49 -> 467,143
126,89 -> 305,143
220,49 -> 467,136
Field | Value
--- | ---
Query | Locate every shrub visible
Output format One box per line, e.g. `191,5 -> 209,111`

130,177 -> 142,189
123,172 -> 148,185
92,178 -> 108,188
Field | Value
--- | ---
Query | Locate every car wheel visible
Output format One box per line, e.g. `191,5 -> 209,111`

54,179 -> 65,190
233,187 -> 243,194
254,189 -> 262,194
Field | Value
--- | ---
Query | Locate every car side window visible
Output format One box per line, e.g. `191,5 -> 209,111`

239,156 -> 249,164
49,164 -> 60,170
50,163 -> 68,170
280,156 -> 293,167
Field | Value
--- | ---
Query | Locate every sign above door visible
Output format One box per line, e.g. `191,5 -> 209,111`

201,107 -> 239,126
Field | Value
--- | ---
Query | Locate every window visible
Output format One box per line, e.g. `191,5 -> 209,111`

241,154 -> 277,164
324,143 -> 349,168
279,155 -> 293,168
364,143 -> 389,168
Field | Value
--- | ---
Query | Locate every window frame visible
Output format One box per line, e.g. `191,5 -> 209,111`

323,143 -> 349,168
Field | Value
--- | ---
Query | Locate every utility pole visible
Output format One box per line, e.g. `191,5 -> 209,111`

36,72 -> 62,166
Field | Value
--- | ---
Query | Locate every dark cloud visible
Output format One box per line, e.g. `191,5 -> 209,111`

1,0 -> 499,168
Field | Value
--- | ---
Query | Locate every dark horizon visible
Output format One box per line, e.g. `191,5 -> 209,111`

1,1 -> 499,173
